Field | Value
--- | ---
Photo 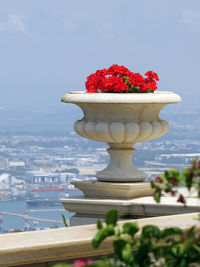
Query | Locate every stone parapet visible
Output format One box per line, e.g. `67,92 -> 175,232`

0,213 -> 199,266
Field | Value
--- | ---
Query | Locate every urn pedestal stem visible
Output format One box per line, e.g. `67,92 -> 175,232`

97,145 -> 146,182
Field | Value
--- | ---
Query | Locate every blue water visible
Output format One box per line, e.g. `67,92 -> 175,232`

0,190 -> 81,231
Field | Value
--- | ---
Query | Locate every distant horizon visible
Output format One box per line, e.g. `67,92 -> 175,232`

0,103 -> 199,143
0,96 -> 199,112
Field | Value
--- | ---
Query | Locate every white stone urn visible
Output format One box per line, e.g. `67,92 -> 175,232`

61,91 -> 181,183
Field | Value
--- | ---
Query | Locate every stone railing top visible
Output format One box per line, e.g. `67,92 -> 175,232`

0,212 -> 199,267
61,91 -> 181,104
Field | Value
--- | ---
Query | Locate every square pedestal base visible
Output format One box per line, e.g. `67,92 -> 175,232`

71,180 -> 154,200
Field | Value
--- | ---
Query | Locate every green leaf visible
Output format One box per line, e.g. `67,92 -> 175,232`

154,188 -> 161,203
122,242 -> 134,263
123,222 -> 139,237
105,209 -> 118,226
185,174 -> 193,191
151,180 -> 156,189
171,168 -> 180,178
141,225 -> 161,240
179,258 -> 187,266
187,226 -> 195,238
134,243 -> 151,265
61,214 -> 68,227
97,219 -> 103,230
171,246 -> 178,256
113,239 -> 133,262
197,185 -> 200,198
164,170 -> 170,180
92,225 -> 115,248
181,168 -> 188,179
193,243 -> 200,253
161,227 -> 183,239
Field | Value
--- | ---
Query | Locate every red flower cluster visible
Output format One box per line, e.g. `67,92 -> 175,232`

85,64 -> 159,93
74,258 -> 93,267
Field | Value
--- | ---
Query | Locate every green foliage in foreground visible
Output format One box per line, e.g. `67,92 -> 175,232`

89,209 -> 200,267
151,158 -> 200,204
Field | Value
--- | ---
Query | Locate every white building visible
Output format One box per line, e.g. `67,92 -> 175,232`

26,171 -> 76,184
59,173 -> 77,184
9,162 -> 25,167
0,173 -> 25,185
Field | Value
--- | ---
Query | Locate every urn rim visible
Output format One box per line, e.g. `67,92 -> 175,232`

61,91 -> 181,104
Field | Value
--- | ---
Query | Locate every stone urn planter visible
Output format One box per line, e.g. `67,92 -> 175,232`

61,91 -> 181,184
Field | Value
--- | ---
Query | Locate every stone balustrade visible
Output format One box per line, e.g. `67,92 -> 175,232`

0,212 -> 199,267
62,195 -> 200,225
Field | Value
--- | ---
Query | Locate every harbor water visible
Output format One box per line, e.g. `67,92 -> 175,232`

0,190 -> 81,231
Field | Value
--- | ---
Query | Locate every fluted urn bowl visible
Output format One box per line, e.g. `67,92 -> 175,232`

61,91 -> 181,182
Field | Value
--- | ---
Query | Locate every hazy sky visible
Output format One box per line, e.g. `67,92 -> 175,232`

0,0 -> 200,109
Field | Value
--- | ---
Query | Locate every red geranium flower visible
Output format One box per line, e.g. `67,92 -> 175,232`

155,176 -> 163,184
107,64 -> 132,77
101,76 -> 129,92
85,65 -> 159,93
168,177 -> 179,186
145,71 -> 159,81
197,161 -> 200,169
177,194 -> 185,204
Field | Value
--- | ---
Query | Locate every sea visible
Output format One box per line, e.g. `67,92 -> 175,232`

0,190 -> 82,232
